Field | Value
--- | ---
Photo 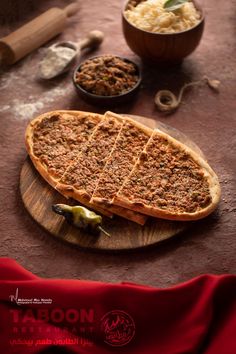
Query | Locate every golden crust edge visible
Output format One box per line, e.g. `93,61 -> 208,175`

89,196 -> 147,225
55,183 -> 113,217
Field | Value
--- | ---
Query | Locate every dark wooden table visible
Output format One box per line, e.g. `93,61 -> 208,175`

0,0 -> 235,287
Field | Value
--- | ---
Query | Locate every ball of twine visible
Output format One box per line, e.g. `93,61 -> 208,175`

154,76 -> 220,113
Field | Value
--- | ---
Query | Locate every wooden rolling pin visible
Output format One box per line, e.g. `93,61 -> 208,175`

0,2 -> 79,65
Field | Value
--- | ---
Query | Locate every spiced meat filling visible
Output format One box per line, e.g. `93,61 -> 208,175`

92,121 -> 150,203
75,55 -> 139,96
118,133 -> 212,213
59,117 -> 123,197
32,113 -> 99,179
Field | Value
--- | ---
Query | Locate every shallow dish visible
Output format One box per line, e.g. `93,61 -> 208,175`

73,55 -> 142,106
122,0 -> 205,63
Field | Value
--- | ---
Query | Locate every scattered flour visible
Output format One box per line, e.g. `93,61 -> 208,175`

0,70 -> 20,90
13,101 -> 45,120
1,105 -> 10,111
0,84 -> 73,120
0,47 -> 75,121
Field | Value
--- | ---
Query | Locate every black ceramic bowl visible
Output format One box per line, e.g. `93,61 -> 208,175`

73,55 -> 142,106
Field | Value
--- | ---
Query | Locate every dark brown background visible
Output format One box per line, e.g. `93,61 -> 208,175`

0,0 -> 235,287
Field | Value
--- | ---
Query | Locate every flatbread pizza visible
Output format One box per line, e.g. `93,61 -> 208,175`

25,110 -> 221,224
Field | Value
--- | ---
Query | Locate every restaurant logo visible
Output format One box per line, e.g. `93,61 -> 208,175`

100,310 -> 135,347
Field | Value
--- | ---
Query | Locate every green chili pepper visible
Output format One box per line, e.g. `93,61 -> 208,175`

52,204 -> 111,237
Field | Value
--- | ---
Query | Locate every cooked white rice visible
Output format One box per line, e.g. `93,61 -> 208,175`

124,0 -> 201,33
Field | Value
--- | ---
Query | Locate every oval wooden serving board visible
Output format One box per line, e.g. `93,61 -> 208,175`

20,115 -> 204,251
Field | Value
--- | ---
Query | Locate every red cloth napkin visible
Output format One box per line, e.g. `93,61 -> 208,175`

0,258 -> 235,354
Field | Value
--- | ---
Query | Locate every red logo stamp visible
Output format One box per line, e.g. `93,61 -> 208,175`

101,310 -> 135,347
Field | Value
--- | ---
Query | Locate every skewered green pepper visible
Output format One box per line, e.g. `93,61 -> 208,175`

52,204 -> 111,237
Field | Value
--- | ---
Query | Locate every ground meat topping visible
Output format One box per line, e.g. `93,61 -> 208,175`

93,121 -> 150,202
75,55 -> 139,96
118,133 -> 212,213
32,113 -> 99,179
59,117 -> 123,196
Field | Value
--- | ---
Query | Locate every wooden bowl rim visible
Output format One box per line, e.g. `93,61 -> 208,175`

122,0 -> 205,36
73,54 -> 142,100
